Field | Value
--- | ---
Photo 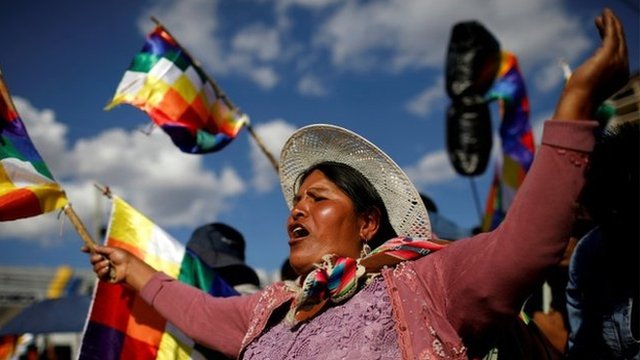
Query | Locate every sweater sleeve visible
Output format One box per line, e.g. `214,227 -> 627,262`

139,271 -> 261,358
416,120 -> 597,348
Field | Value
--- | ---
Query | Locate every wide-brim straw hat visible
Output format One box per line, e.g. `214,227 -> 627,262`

279,124 -> 432,239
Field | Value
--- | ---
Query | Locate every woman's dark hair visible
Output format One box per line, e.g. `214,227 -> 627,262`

296,161 -> 397,248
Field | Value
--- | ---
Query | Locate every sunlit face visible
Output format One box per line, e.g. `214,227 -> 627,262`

287,170 -> 372,276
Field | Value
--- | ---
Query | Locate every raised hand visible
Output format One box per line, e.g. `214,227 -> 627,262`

553,8 -> 629,121
83,244 -> 157,290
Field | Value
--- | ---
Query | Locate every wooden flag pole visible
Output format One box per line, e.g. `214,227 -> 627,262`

245,124 -> 280,171
94,183 -> 113,200
85,184 -> 119,282
64,205 -> 98,252
65,204 -> 114,285
149,16 -> 279,172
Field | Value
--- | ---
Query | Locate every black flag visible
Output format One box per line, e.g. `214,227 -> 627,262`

446,97 -> 493,176
445,21 -> 500,176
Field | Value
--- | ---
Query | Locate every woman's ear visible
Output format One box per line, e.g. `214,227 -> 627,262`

359,208 -> 381,242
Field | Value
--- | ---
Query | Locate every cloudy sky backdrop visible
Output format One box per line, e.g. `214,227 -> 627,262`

0,0 -> 638,280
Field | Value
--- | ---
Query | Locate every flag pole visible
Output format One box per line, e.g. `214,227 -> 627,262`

65,204 -> 114,285
64,205 -> 98,252
94,183 -> 113,199
88,184 -> 121,282
149,16 -> 280,173
469,177 -> 484,225
244,125 -> 280,171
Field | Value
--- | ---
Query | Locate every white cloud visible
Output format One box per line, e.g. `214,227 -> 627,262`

0,214 -> 66,246
404,149 -> 457,186
248,67 -> 280,89
232,24 -> 281,62
139,0 -> 228,73
249,120 -> 297,192
0,99 -> 247,244
493,5 -> 590,75
297,74 -> 327,96
313,0 -> 591,77
13,97 -> 69,176
67,127 -> 246,227
533,61 -> 566,92
405,78 -> 444,117
314,0 -> 466,71
276,0 -> 341,10
138,0 -> 283,90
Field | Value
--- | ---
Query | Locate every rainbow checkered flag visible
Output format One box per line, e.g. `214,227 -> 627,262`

106,26 -> 248,154
79,196 -> 238,359
482,52 -> 535,231
0,72 -> 68,221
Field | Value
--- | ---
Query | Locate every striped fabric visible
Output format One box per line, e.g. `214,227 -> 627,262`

106,27 -> 248,154
288,236 -> 445,324
0,73 -> 67,221
79,196 -> 237,359
482,52 -> 535,231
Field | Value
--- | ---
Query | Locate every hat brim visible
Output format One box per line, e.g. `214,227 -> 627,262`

279,124 -> 431,239
215,264 -> 261,287
187,243 -> 244,269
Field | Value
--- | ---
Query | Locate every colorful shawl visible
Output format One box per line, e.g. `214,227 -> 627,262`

287,236 -> 445,324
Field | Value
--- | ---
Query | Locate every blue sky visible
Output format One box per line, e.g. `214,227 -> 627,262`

0,0 -> 638,280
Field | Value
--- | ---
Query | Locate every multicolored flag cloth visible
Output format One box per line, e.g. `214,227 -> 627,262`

288,236 -> 446,324
79,196 -> 238,359
0,73 -> 68,221
482,52 -> 535,231
106,26 -> 248,154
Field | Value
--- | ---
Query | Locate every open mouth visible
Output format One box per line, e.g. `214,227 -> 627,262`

289,224 -> 309,239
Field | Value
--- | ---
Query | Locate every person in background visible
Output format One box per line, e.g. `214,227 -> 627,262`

566,119 -> 639,359
85,9 -> 628,359
187,222 -> 261,295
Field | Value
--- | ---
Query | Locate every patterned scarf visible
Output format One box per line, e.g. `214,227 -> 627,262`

286,236 -> 446,325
